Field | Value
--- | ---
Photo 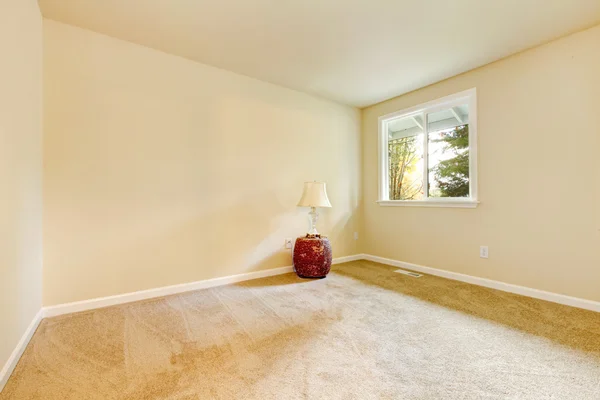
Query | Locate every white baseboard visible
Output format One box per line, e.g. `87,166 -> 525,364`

43,255 -> 363,318
43,265 -> 291,318
331,254 -> 364,264
0,309 -> 44,392
43,252 -> 599,319
362,254 -> 600,313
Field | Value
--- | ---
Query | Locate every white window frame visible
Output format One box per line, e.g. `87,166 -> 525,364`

377,88 -> 478,208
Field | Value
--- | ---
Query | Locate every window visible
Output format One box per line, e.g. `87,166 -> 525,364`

378,88 -> 478,208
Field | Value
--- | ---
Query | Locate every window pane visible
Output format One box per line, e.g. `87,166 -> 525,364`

427,105 -> 470,198
387,115 -> 424,200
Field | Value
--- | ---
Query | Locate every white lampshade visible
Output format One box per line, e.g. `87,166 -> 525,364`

297,181 -> 332,208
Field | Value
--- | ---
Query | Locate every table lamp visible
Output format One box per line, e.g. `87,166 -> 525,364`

297,181 -> 332,236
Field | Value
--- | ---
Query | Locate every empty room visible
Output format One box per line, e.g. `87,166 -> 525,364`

1,0 -> 599,399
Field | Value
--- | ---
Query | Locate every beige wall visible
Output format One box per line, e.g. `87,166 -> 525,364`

0,0 -> 43,374
43,20 -> 361,306
34,16 -> 600,308
363,25 -> 600,302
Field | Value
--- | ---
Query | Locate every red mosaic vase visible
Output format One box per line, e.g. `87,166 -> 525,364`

293,235 -> 332,278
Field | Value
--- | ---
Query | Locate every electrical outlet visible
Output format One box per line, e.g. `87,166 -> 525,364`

284,238 -> 293,249
353,232 -> 359,240
480,246 -> 489,259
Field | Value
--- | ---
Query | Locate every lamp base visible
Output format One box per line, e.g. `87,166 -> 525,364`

307,207 -> 319,235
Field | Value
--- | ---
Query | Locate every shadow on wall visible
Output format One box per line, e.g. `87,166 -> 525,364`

44,187 -> 359,305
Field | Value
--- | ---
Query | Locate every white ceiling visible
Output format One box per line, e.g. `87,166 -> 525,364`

38,0 -> 600,108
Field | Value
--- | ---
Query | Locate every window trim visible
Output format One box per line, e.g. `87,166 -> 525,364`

377,88 -> 478,208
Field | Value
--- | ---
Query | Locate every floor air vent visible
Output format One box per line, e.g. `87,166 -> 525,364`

393,269 -> 423,278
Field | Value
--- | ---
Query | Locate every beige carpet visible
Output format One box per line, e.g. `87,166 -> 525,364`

2,260 -> 599,399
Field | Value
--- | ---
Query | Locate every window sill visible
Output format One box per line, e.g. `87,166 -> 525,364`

377,200 -> 479,208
